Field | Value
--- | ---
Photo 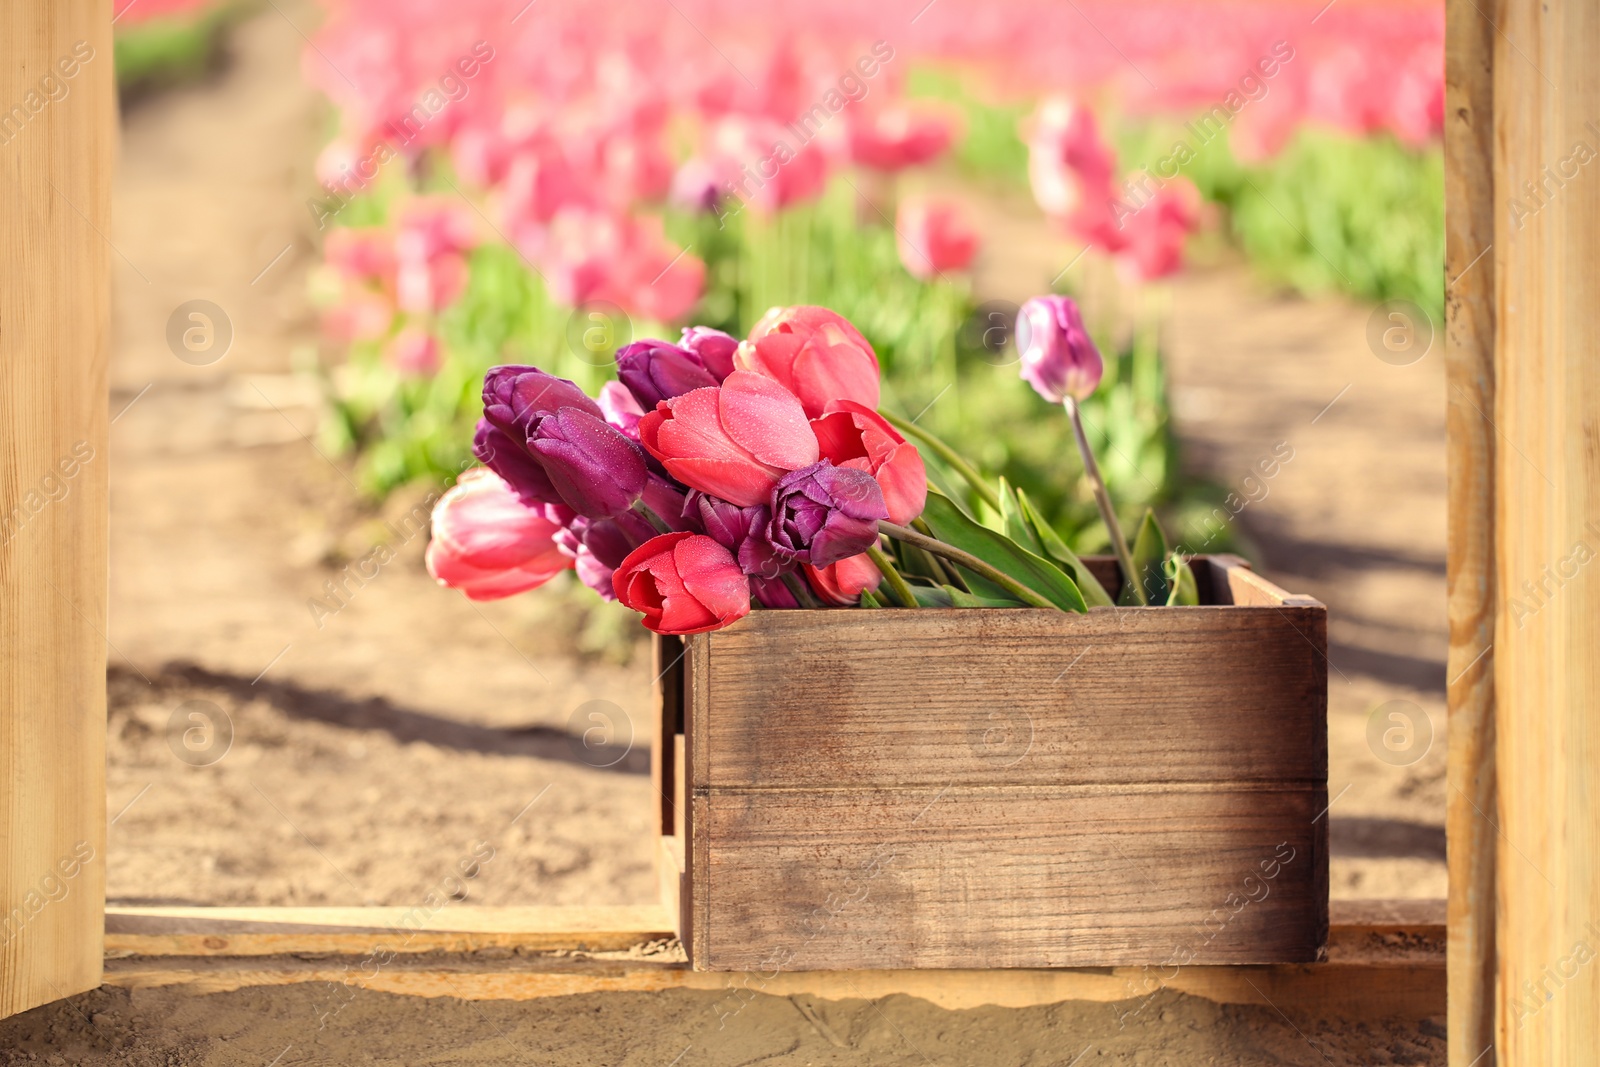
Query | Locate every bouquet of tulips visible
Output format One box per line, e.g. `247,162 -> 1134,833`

425,296 -> 1197,635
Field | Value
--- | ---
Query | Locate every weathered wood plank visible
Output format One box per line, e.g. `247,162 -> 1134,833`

701,607 -> 1328,790
104,906 -> 676,958
695,785 -> 1327,971
0,0 -> 113,1022
1444,0 -> 1498,1060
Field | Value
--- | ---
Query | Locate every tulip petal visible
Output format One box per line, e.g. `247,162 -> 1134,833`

718,371 -> 819,469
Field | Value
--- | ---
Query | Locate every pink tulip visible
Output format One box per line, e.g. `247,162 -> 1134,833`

895,197 -> 980,280
736,305 -> 880,419
324,227 -> 396,282
804,553 -> 883,606
847,106 -> 954,172
395,197 -> 478,261
396,250 -> 468,314
1113,177 -> 1200,284
1026,97 -> 1117,220
810,401 -> 926,525
612,532 -> 751,635
637,370 -> 819,508
385,327 -> 441,376
426,468 -> 573,601
322,291 -> 395,343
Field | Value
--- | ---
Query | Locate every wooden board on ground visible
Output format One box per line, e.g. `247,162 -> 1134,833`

98,901 -> 1444,1022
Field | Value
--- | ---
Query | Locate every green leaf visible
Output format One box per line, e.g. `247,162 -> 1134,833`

1164,553 -> 1200,606
1015,488 -> 1116,608
944,585 -> 1023,608
1122,509 -> 1170,607
920,492 -> 1088,614
998,477 -> 1042,555
909,584 -> 955,607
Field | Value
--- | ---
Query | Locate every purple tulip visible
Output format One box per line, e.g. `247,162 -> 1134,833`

482,365 -> 602,440
528,408 -> 648,519
691,490 -> 785,578
1015,295 -> 1103,404
644,474 -> 698,532
473,421 -> 561,506
554,509 -> 657,601
679,326 -> 739,381
751,576 -> 799,609
616,340 -> 721,410
767,460 -> 887,569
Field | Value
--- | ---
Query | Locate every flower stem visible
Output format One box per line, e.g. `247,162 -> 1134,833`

880,410 -> 1002,514
865,543 -> 918,608
1062,397 -> 1145,605
878,521 -> 1060,612
782,573 -> 823,610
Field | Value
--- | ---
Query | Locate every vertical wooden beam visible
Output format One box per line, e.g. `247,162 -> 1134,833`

1445,0 -> 1499,1061
1494,0 -> 1600,1060
0,0 -> 114,1020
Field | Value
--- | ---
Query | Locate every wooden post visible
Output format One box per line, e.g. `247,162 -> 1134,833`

0,0 -> 113,1019
1492,0 -> 1600,1060
1444,0 -> 1498,1062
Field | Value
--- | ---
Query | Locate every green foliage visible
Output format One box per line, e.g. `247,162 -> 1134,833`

113,2 -> 248,95
1118,122 -> 1444,323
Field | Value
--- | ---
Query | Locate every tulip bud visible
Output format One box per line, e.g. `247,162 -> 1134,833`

616,339 -> 721,410
613,532 -> 752,635
425,469 -> 573,601
679,326 -> 739,381
482,365 -> 603,442
1015,295 -> 1103,404
689,491 -> 785,579
767,460 -> 888,569
473,420 -> 562,507
527,408 -> 649,519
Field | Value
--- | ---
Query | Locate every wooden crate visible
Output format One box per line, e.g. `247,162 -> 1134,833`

653,555 -> 1328,972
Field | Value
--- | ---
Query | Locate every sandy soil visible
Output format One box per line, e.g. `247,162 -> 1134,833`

0,984 -> 1446,1066
32,2 -> 1450,1061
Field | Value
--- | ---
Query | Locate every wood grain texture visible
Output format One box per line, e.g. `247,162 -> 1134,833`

1493,0 -> 1600,1060
677,558 -> 1328,972
651,635 -> 684,837
96,902 -> 1444,1020
1444,0 -> 1499,1061
103,906 -> 675,958
0,0 -> 113,1022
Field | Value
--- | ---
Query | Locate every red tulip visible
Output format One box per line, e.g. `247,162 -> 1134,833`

736,306 -> 879,419
426,469 -> 573,601
810,401 -> 927,525
804,553 -> 883,606
613,532 -> 751,635
637,370 -> 818,508
895,197 -> 980,281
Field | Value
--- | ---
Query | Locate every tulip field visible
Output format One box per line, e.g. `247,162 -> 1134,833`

300,0 -> 1443,565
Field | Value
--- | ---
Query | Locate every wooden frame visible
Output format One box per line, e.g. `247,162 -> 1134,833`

656,556 -> 1329,972
100,900 -> 1443,1020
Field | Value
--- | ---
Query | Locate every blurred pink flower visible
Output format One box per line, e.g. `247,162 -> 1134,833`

895,196 -> 980,280
384,327 -> 442,376
322,291 -> 396,343
1026,97 -> 1117,219
847,105 -> 954,172
1112,175 -> 1201,284
324,227 -> 396,282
